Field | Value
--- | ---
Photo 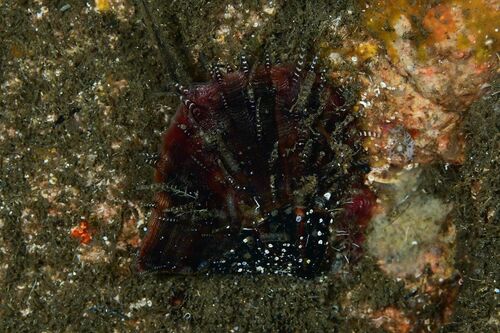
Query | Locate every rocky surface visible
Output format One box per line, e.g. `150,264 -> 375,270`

0,0 -> 497,332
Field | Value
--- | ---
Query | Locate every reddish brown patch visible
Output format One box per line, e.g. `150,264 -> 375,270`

70,220 -> 92,244
423,4 -> 457,43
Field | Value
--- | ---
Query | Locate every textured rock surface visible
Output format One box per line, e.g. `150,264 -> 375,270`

0,0 -> 497,331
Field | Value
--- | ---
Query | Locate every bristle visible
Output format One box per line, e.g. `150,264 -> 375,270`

145,202 -> 157,209
255,99 -> 263,142
318,69 -> 326,91
245,82 -> 257,114
268,141 -> 279,203
144,152 -> 159,166
158,215 -> 178,224
358,130 -> 381,138
180,95 -> 197,112
174,82 -> 189,95
309,55 -> 318,72
210,63 -> 224,84
289,56 -> 317,114
292,52 -> 305,83
265,53 -> 272,71
219,92 -> 230,113
162,184 -> 198,199
240,54 -> 250,77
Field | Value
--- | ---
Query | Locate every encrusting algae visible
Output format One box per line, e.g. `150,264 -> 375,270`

361,0 -> 499,63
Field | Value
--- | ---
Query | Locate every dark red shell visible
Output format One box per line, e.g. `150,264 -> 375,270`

138,58 -> 374,277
